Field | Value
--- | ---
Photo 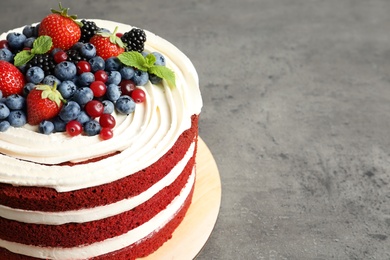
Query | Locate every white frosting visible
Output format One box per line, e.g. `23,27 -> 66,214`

0,20 -> 202,192
0,142 -> 195,224
0,169 -> 195,259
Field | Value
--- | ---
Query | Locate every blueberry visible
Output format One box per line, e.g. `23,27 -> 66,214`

106,84 -> 121,102
5,94 -> 25,110
0,120 -> 10,132
149,74 -> 162,84
80,43 -> 96,59
22,25 -> 35,38
84,119 -> 101,136
8,110 -> 26,127
102,100 -> 114,114
132,70 -> 148,86
38,120 -> 55,135
23,83 -> 36,96
43,75 -> 61,87
115,95 -> 136,115
107,71 -> 121,85
33,25 -> 40,37
26,66 -> 45,84
6,32 -> 26,51
58,81 -> 77,99
52,117 -> 66,132
152,52 -> 166,66
89,56 -> 105,72
120,66 -> 135,80
78,72 -> 95,86
105,57 -> 122,71
71,42 -> 84,51
0,48 -> 13,62
0,103 -> 10,120
54,61 -> 77,81
59,101 -> 81,122
51,48 -> 62,56
72,87 -> 94,106
76,111 -> 90,125
24,37 -> 36,49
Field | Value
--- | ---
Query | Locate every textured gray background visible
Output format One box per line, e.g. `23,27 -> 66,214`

1,0 -> 390,259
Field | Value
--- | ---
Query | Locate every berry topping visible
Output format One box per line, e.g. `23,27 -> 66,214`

94,70 -> 108,83
0,5 -> 158,139
38,3 -> 82,50
131,88 -> 146,103
85,100 -> 104,118
26,84 -> 65,125
89,27 -> 125,60
53,50 -> 68,64
80,20 -> 100,43
0,60 -> 26,97
121,28 -> 146,53
89,81 -> 107,97
99,113 -> 116,129
66,120 -> 83,136
100,127 -> 113,140
76,60 -> 92,74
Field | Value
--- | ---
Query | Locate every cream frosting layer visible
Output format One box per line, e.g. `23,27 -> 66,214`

0,169 -> 195,259
0,20 -> 202,192
0,142 -> 195,224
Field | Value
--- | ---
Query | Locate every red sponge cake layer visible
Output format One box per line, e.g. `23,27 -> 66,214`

0,156 -> 196,247
0,115 -> 198,212
0,183 -> 195,260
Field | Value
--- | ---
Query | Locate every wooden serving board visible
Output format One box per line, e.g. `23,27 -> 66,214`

143,137 -> 222,260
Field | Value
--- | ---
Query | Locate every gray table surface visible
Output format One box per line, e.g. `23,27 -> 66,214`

1,1 -> 390,259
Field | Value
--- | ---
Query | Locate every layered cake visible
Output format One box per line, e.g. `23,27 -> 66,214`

0,4 -> 202,260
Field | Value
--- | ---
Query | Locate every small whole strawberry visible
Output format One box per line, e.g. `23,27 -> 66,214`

0,60 -> 25,97
90,27 -> 125,60
39,3 -> 82,50
27,84 -> 65,125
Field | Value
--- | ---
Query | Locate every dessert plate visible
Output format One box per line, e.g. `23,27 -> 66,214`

144,137 -> 221,259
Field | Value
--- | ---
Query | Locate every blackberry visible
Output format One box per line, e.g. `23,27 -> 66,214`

25,54 -> 56,76
80,20 -> 100,43
121,28 -> 146,53
66,49 -> 87,63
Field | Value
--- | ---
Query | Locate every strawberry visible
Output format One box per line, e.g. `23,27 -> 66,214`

38,3 -> 82,50
26,84 -> 65,125
90,27 -> 125,60
0,60 -> 25,97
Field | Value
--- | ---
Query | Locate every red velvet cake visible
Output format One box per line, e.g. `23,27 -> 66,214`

0,5 -> 202,260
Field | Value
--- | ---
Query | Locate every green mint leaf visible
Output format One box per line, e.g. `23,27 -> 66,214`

118,52 -> 149,71
145,53 -> 156,67
14,50 -> 34,67
149,65 -> 176,88
31,36 -> 53,55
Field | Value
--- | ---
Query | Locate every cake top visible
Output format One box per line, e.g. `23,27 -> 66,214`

0,5 -> 202,191
0,3 -> 175,138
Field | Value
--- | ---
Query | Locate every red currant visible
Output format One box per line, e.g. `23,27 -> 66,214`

66,120 -> 83,137
90,81 -> 107,97
120,79 -> 136,96
131,88 -> 146,103
54,50 -> 68,64
100,127 -> 114,140
116,32 -> 124,38
99,114 -> 116,129
85,100 -> 104,118
0,40 -> 9,50
76,61 -> 91,74
94,70 -> 108,83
